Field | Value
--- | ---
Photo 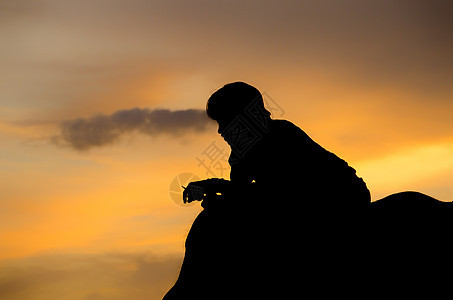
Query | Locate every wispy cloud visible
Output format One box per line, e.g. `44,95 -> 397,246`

0,251 -> 182,300
53,108 -> 214,150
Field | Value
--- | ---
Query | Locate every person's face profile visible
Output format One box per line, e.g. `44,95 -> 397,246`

217,121 -> 229,143
217,122 -> 226,135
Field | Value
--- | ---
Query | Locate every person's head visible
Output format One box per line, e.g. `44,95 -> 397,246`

206,82 -> 271,137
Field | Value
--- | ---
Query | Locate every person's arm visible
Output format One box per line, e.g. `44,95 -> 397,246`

182,178 -> 253,203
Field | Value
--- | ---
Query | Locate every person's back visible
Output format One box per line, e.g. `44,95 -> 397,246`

229,118 -> 370,209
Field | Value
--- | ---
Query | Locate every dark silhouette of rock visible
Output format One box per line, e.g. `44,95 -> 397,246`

370,191 -> 452,208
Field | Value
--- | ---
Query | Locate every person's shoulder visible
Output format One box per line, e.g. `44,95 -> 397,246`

270,119 -> 307,137
271,118 -> 296,128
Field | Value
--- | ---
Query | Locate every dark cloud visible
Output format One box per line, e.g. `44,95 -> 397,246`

54,108 -> 215,150
2,0 -> 452,120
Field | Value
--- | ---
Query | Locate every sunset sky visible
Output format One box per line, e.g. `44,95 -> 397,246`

1,1 -> 452,299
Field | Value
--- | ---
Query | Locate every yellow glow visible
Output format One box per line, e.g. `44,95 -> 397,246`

357,142 -> 453,199
1,2 -> 452,299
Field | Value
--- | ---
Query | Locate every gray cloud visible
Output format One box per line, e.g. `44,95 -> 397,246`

54,108 -> 214,150
2,0 -> 452,120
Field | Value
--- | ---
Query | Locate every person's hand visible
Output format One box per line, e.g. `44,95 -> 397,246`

182,178 -> 230,204
183,180 -> 206,203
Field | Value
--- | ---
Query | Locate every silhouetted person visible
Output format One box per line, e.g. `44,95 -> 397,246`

164,82 -> 373,299
202,82 -> 371,209
164,82 -> 452,300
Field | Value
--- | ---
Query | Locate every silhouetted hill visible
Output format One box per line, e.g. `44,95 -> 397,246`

370,191 -> 453,208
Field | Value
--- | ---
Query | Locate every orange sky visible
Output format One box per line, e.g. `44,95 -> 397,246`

1,1 -> 452,299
